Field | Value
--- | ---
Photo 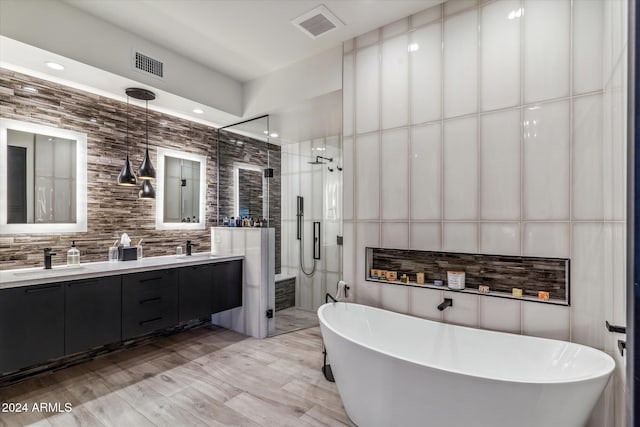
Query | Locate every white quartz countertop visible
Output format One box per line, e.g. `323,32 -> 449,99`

0,253 -> 243,290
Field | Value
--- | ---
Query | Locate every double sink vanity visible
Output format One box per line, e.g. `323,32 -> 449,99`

0,253 -> 243,376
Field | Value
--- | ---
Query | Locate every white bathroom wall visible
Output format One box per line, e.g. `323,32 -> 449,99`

342,1 -> 627,426
280,136 -> 343,312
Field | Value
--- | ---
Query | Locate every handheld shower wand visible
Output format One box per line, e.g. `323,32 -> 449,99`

297,196 -> 318,276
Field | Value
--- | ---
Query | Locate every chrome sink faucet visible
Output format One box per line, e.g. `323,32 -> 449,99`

43,248 -> 56,269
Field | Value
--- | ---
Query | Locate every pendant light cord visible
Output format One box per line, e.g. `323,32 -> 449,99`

145,99 -> 149,149
125,95 -> 130,156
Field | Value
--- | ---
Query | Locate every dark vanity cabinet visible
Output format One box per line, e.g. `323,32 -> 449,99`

65,276 -> 122,355
122,269 -> 179,340
179,263 -> 214,322
0,259 -> 244,376
0,283 -> 65,374
212,260 -> 243,314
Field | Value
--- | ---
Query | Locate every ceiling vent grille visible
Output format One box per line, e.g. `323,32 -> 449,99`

292,5 -> 344,39
134,51 -> 163,78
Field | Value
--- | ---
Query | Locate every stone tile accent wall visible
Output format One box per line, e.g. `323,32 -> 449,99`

0,70 -> 280,271
275,277 -> 296,311
217,129 -> 281,274
369,248 -> 569,302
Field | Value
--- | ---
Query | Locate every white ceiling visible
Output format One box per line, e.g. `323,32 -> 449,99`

63,0 -> 441,82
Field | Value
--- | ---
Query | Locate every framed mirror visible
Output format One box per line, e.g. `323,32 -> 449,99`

233,162 -> 267,219
156,147 -> 207,230
0,118 -> 87,234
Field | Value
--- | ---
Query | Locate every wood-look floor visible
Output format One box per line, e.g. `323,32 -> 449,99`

0,326 -> 354,427
273,307 -> 319,336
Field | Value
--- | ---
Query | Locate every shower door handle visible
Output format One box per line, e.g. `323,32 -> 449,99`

313,222 -> 321,260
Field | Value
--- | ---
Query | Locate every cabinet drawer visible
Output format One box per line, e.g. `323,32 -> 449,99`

212,260 -> 243,314
0,284 -> 64,374
65,276 -> 122,355
179,263 -> 213,322
122,269 -> 178,339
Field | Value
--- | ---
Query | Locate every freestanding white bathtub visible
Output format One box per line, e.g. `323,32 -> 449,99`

318,302 -> 615,427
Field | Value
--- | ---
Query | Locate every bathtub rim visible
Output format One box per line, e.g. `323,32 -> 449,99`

318,302 -> 615,386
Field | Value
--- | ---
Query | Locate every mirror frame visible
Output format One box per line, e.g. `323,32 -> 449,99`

233,162 -> 267,219
156,147 -> 207,230
0,118 -> 88,234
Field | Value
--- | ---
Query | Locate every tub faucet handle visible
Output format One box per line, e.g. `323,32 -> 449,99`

437,298 -> 453,311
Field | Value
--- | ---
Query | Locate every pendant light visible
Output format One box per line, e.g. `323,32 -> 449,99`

117,94 -> 137,186
137,97 -> 156,180
138,179 -> 156,199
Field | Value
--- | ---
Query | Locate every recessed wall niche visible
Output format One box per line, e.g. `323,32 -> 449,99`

366,247 -> 569,305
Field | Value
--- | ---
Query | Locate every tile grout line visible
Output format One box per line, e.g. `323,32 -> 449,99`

476,1 -> 482,328
440,3 -> 445,253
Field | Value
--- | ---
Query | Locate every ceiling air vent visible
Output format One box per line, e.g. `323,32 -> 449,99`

292,5 -> 344,39
133,51 -> 164,78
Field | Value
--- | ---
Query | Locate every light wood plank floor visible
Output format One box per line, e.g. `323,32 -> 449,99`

0,326 -> 354,427
274,307 -> 319,336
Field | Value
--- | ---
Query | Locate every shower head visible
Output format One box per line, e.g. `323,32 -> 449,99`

308,155 -> 333,165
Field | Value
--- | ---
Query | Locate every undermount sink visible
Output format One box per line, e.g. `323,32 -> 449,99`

11,265 -> 87,277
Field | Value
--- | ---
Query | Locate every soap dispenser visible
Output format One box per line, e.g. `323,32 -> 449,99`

67,240 -> 80,266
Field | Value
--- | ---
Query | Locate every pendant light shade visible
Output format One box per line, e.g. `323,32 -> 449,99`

117,95 -> 137,186
138,146 -> 156,180
138,179 -> 156,199
136,98 -> 156,180
117,154 -> 138,186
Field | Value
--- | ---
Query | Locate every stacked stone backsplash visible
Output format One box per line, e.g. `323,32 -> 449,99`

369,248 -> 569,302
0,69 -> 280,270
217,129 -> 281,274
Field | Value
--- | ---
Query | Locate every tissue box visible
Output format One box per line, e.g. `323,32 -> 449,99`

118,246 -> 138,261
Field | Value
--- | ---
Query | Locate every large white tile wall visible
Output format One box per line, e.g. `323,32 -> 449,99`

342,1 -> 627,426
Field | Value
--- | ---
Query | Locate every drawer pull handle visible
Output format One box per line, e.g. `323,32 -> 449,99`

25,285 -> 61,294
139,317 -> 162,326
139,297 -> 162,305
140,276 -> 163,283
68,280 -> 100,288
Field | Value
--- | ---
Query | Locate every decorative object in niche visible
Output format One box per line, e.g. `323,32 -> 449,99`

155,147 -> 207,230
365,247 -> 570,305
0,118 -> 87,234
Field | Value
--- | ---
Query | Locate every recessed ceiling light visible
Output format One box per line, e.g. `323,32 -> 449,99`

23,86 -> 38,93
193,108 -> 204,114
270,133 -> 279,138
263,130 -> 269,135
45,61 -> 65,71
408,43 -> 420,52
